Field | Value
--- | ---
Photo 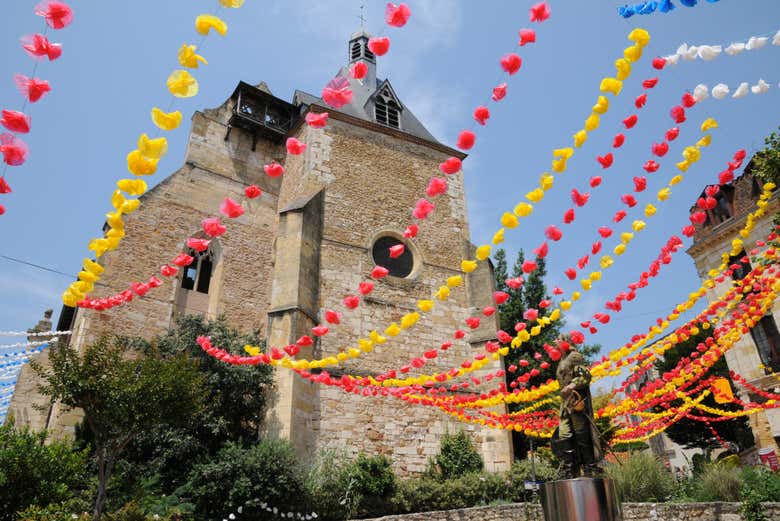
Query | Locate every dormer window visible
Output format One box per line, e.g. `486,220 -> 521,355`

374,86 -> 401,129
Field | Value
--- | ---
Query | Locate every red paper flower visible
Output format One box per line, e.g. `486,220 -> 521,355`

492,83 -> 507,101
590,176 -> 602,188
621,194 -> 637,208
623,114 -> 638,129
0,110 -> 30,134
14,74 -> 51,103
533,242 -> 548,258
219,197 -> 244,218
666,127 -> 680,141
358,281 -> 374,295
597,153 -> 613,169
389,244 -> 405,258
202,217 -> 227,237
324,310 -> 340,324
321,77 -> 353,108
635,93 -> 647,109
173,253 -> 194,267
613,133 -> 625,148
286,137 -> 307,155
598,227 -> 612,238
21,34 -> 62,61
372,266 -> 390,279
643,77 -> 659,89
161,265 -> 178,277
312,325 -> 329,336
473,106 -> 490,125
571,188 -> 589,207
35,1 -> 74,29
403,224 -> 418,238
681,92 -> 697,108
412,198 -> 435,219
493,291 -> 509,305
439,157 -> 462,175
613,210 -> 627,222
522,260 -> 537,273
518,28 -> 536,46
633,176 -> 647,192
456,130 -> 475,150
244,185 -> 262,198
305,111 -> 329,128
652,141 -> 669,157
385,3 -> 411,27
187,237 -> 210,252
545,225 -> 563,241
368,37 -> 390,56
0,177 -> 11,193
652,57 -> 666,70
643,160 -> 660,173
670,106 -> 686,124
0,134 -> 29,166
500,53 -> 522,75
426,177 -> 448,197
529,2 -> 551,22
563,208 -> 575,224
263,163 -> 284,177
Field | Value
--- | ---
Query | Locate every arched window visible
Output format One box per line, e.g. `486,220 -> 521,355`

372,236 -> 413,278
181,249 -> 214,294
375,87 -> 401,129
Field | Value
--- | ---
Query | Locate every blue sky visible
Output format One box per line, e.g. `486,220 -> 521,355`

0,1 -> 779,392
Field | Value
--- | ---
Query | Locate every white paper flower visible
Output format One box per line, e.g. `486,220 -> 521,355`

732,82 -> 749,99
752,79 -> 770,95
725,42 -> 746,55
746,36 -> 768,50
697,45 -> 721,61
712,84 -> 730,100
693,84 -> 709,102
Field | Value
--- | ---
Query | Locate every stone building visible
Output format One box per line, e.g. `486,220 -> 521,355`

8,30 -> 513,474
686,160 -> 780,460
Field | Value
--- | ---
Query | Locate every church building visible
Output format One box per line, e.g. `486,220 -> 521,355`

9,30 -> 513,474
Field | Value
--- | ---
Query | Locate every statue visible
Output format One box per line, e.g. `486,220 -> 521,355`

551,344 -> 603,479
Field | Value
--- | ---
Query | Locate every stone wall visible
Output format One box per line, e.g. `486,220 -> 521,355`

358,502 -> 780,521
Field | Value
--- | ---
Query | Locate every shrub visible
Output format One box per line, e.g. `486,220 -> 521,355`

605,451 -> 675,502
740,465 -> 780,503
17,499 -> 92,521
693,461 -> 742,502
392,472 -> 509,514
506,458 -> 558,502
183,439 -> 307,521
343,454 -> 397,518
305,450 -> 354,521
0,421 -> 90,521
435,430 -> 484,480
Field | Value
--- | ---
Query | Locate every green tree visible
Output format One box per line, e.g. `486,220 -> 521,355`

117,315 -> 274,493
493,250 -> 600,459
32,338 -> 206,520
653,329 -> 754,451
751,126 -> 780,187
0,420 -> 90,521
435,430 -> 484,480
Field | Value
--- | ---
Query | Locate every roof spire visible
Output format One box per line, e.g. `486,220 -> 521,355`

357,4 -> 367,28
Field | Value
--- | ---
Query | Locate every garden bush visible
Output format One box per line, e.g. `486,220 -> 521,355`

341,453 -> 397,518
0,421 -> 90,521
183,439 -> 306,521
605,451 -> 676,502
392,472 -> 509,514
506,458 -> 558,502
693,461 -> 742,502
305,450 -> 355,521
435,430 -> 484,480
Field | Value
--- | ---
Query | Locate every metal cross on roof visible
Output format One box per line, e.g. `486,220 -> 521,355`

357,4 -> 367,28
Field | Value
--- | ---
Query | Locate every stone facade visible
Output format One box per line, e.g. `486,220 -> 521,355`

358,502 -> 780,521
9,38 -> 513,473
686,165 -> 780,458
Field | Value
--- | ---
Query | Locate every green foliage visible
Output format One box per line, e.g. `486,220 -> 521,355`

740,465 -> 780,503
304,451 -> 354,521
693,462 -> 742,502
17,499 -> 92,521
32,337 -> 206,519
505,458 -> 558,502
605,451 -> 676,502
751,126 -> 780,187
0,421 -> 90,521
392,472 -> 508,514
653,329 -> 754,450
183,439 -> 306,521
118,315 -> 274,491
342,454 -> 397,518
435,430 -> 484,480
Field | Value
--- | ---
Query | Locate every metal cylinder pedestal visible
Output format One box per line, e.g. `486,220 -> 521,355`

540,477 -> 622,521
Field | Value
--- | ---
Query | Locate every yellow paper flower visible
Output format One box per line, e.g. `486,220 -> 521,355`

461,260 -> 477,273
584,113 -> 600,131
167,70 -> 199,98
669,175 -> 683,186
526,188 -> 544,203
676,160 -> 691,172
614,244 -> 626,255
151,108 -> 183,131
501,212 -> 519,229
127,150 -> 159,176
614,58 -> 632,81
600,77 -> 623,96
385,323 -> 401,337
701,118 -> 718,131
418,300 -> 434,312
492,228 -> 505,245
573,130 -> 587,148
539,173 -> 554,191
137,133 -> 168,160
623,44 -> 643,63
592,96 -> 609,114
435,286 -> 450,301
400,312 -> 420,329
514,202 -> 533,217
657,187 -> 671,201
600,256 -> 614,269
632,220 -> 646,232
83,258 -> 104,276
117,178 -> 148,196
447,275 -> 463,288
219,0 -> 245,6
178,44 -> 208,69
644,204 -> 657,217
628,28 -> 650,47
475,244 -> 491,261
195,14 -> 228,36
